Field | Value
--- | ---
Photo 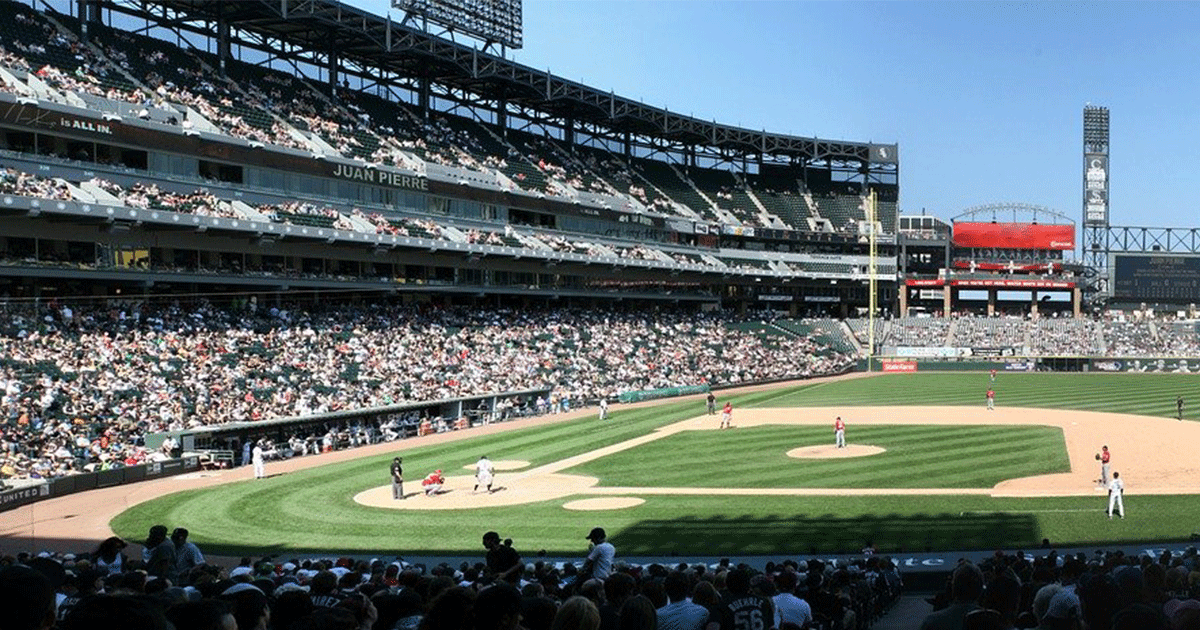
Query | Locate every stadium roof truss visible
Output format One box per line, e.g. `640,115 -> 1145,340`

91,0 -> 897,180
1092,226 -> 1200,254
952,202 -> 1074,226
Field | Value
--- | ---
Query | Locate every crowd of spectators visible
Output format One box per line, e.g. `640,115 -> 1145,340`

920,546 -> 1200,630
1028,318 -> 1101,357
0,167 -> 74,200
953,316 -> 1028,350
93,180 -> 240,220
881,318 -> 952,348
0,529 -> 901,630
879,314 -> 1200,358
0,301 -> 852,482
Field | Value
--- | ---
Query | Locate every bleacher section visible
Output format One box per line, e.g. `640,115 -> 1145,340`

815,193 -> 865,232
953,317 -> 1027,349
1030,318 -> 1101,356
687,167 -> 760,225
632,158 -> 719,222
883,317 -> 952,347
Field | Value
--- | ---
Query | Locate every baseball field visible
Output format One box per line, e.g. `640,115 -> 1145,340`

73,372 -> 1200,557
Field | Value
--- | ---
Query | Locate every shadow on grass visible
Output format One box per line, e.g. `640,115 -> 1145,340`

613,512 -> 1043,556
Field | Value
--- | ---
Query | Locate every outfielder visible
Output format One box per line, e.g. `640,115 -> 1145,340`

834,416 -> 846,448
1107,471 -> 1124,519
720,402 -> 732,429
474,455 -> 494,493
1178,396 -> 1184,421
599,398 -> 609,421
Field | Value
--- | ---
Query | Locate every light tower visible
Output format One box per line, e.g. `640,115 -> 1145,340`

1082,106 -> 1110,293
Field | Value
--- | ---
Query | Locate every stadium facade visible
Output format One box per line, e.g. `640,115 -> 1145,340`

0,0 -> 900,318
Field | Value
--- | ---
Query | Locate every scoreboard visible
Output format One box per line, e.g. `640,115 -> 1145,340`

1113,254 -> 1200,301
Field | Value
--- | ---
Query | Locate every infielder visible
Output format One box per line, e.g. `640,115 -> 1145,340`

474,455 -> 494,493
252,440 -> 265,479
834,416 -> 846,448
1107,471 -> 1124,519
599,398 -> 609,421
720,402 -> 732,429
1098,446 -> 1111,486
986,388 -> 995,411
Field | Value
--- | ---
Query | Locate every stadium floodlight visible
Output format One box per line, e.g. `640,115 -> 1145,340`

394,0 -> 523,51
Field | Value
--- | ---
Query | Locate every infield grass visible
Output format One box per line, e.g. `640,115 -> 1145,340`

111,372 -> 1200,556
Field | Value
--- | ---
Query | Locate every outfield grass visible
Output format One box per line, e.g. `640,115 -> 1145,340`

111,372 -> 1200,556
566,425 -> 1068,488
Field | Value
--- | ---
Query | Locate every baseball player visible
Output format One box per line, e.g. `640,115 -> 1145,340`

720,402 -> 732,429
1099,446 -> 1111,486
599,398 -> 609,421
986,388 -> 995,411
707,392 -> 717,415
474,455 -> 494,493
422,469 -> 444,496
1178,396 -> 1184,421
1107,471 -> 1124,519
834,416 -> 846,448
990,369 -> 997,383
252,440 -> 265,479
390,457 -> 404,499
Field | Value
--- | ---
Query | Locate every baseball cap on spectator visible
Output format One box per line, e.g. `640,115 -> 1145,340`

1032,584 -> 1063,622
229,565 -> 254,578
1044,589 -> 1082,621
222,582 -> 264,596
586,527 -> 606,541
1164,599 -> 1200,630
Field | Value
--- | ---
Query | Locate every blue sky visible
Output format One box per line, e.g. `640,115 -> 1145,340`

94,0 -> 1200,230
367,1 -> 1200,230
513,1 -> 1200,229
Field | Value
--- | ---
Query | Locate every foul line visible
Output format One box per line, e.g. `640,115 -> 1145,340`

960,508 -> 1101,516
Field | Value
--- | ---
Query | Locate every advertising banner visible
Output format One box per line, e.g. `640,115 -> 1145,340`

881,360 -> 918,372
894,347 -> 971,358
1085,153 -> 1109,225
952,222 -> 1075,250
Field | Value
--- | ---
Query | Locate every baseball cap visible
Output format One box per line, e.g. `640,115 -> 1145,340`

1043,589 -> 1081,621
483,531 -> 500,542
585,527 -> 606,541
1165,598 -> 1200,628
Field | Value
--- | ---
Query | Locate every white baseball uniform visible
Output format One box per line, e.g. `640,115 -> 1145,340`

1108,477 -> 1124,518
476,457 -> 494,490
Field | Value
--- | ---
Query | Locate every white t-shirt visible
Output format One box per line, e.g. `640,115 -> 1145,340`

586,542 -> 615,580
1109,478 -> 1124,494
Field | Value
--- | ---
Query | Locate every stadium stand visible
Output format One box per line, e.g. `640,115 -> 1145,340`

882,318 -> 952,348
0,302 -> 852,483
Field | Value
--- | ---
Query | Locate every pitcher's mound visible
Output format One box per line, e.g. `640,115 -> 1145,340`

787,445 -> 886,459
462,460 -> 530,471
563,497 -> 645,511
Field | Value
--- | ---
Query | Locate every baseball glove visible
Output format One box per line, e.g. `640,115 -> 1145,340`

1095,453 -> 1101,460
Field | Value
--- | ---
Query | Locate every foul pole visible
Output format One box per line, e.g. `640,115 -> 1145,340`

867,191 -> 877,371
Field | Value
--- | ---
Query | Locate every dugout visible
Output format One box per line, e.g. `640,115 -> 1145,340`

148,387 -> 552,464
